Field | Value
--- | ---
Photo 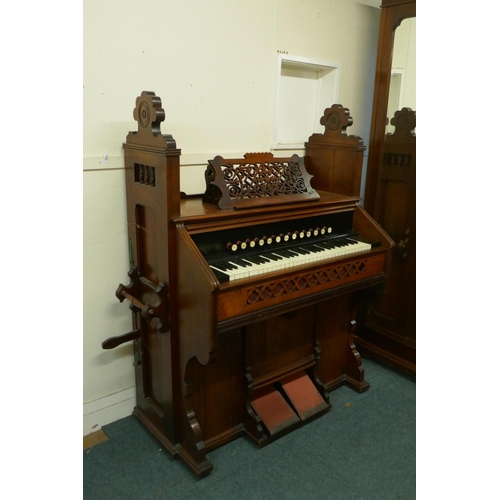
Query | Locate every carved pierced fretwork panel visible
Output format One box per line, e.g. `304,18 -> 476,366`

383,153 -> 412,168
245,260 -> 368,305
134,163 -> 156,187
213,160 -> 307,197
203,152 -> 319,209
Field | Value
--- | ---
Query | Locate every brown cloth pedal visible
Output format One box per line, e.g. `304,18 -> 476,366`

280,371 -> 329,420
250,385 -> 300,435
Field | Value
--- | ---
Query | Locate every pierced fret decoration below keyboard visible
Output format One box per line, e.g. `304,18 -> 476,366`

245,259 -> 368,304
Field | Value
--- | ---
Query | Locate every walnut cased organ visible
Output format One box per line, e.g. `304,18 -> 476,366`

102,91 -> 393,477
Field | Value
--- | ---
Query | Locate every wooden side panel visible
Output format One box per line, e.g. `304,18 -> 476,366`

175,224 -> 220,474
176,224 -> 219,368
123,148 -> 180,441
134,205 -> 173,417
306,146 -> 364,197
305,147 -> 334,192
135,205 -> 159,283
187,329 -> 247,447
379,180 -> 409,229
353,204 -> 393,250
332,149 -> 363,197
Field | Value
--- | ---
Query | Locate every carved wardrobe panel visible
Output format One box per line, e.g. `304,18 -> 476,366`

355,0 -> 416,376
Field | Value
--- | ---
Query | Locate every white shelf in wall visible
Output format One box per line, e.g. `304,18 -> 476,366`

272,54 -> 340,150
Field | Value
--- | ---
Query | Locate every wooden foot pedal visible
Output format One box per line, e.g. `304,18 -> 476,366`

280,372 -> 329,421
250,385 -> 300,436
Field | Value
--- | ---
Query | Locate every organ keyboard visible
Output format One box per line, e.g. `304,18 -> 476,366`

206,229 -> 377,283
102,91 -> 394,478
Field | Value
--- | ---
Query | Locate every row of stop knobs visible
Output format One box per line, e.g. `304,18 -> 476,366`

226,226 -> 333,252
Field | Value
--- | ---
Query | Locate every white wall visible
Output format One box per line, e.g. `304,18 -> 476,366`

83,0 -> 381,435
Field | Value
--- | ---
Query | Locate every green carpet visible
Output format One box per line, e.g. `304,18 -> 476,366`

83,358 -> 415,499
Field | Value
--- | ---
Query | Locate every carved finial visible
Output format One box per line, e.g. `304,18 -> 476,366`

133,91 -> 165,134
320,104 -> 353,133
126,91 -> 177,149
307,104 -> 364,147
389,107 -> 416,137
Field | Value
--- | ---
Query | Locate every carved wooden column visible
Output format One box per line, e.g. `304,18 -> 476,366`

121,91 -> 182,445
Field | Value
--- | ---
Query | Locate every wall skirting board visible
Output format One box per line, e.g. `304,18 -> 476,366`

83,387 -> 136,436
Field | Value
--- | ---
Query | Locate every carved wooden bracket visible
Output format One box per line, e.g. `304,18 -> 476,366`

203,152 -> 319,210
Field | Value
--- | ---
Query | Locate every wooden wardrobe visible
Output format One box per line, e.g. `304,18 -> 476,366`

355,0 -> 416,376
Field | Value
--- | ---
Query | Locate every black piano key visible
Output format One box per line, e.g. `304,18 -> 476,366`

257,255 -> 272,263
274,249 -> 295,258
261,252 -> 281,261
298,247 -> 313,254
300,244 -> 321,253
245,256 -> 264,265
210,266 -> 230,283
231,258 -> 251,268
271,250 -> 287,257
327,241 -> 341,248
212,261 -> 231,271
292,247 -> 309,255
239,258 -> 256,266
315,241 -> 334,249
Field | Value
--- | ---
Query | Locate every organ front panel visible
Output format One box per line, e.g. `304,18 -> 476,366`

102,91 -> 394,478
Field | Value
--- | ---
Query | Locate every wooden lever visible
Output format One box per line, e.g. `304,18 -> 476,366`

112,267 -> 170,334
395,227 -> 410,257
116,285 -> 154,319
396,238 -> 408,250
102,329 -> 141,350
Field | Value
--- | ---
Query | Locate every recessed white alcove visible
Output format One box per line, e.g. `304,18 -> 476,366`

272,54 -> 340,150
386,69 -> 405,134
